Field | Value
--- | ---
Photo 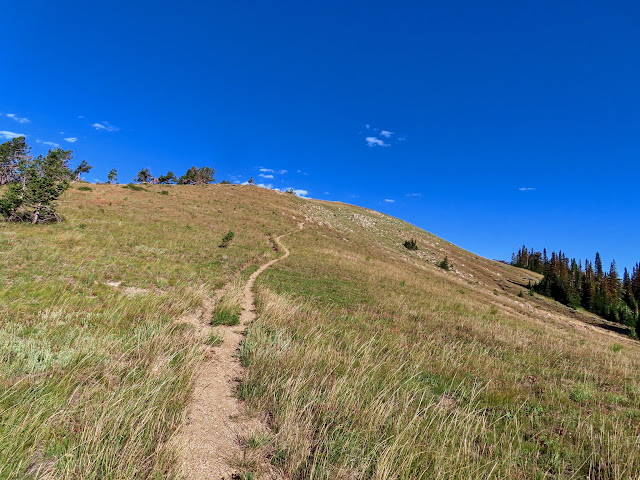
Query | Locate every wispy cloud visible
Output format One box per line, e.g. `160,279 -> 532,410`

363,125 -> 405,146
4,113 -> 30,124
384,199 -> 395,203
91,121 -> 119,132
518,187 -> 536,191
366,136 -> 389,147
77,115 -> 85,119
297,169 -> 309,175
405,193 -> 422,197
259,173 -> 274,179
36,139 -> 60,148
260,168 -> 287,175
64,137 -> 78,143
0,130 -> 24,140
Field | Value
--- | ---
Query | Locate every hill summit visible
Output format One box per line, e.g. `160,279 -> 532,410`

1,184 -> 638,479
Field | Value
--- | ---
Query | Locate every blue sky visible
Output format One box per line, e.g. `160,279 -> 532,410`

2,1 -> 639,270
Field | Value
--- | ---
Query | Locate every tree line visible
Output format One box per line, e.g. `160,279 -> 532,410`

512,246 -> 640,336
0,137 -> 247,223
130,166 -> 215,185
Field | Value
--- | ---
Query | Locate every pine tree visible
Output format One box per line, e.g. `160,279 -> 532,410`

178,166 -> 215,185
73,160 -> 93,181
595,252 -> 604,280
157,171 -> 177,184
0,147 -> 71,223
107,168 -> 118,184
134,168 -> 154,183
0,136 -> 30,185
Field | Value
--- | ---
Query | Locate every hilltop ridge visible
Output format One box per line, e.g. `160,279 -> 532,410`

1,184 -> 638,479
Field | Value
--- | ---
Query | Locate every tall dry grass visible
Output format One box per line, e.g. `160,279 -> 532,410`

0,184 -> 302,479
239,206 -> 640,479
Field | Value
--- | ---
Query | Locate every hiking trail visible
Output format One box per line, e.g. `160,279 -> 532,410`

175,226 -> 300,479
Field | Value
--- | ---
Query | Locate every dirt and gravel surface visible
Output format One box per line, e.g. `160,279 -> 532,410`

175,230 -> 296,480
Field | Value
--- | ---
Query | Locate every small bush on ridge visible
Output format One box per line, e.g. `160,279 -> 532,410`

403,238 -> 418,250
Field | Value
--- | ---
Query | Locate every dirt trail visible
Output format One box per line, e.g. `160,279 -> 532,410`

176,227 -> 298,480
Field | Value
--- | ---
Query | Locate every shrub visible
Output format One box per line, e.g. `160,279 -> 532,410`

219,230 -> 235,248
403,238 -> 418,250
77,186 -> 93,191
437,256 -> 451,271
159,190 -> 169,195
569,385 -> 593,404
122,183 -> 146,192
211,307 -> 240,326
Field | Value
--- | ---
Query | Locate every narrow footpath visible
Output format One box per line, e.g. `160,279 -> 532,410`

176,228 -> 297,480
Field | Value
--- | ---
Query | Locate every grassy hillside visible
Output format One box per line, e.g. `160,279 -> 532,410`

1,184 -> 639,479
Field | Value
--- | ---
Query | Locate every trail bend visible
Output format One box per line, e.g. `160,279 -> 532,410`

176,227 -> 299,480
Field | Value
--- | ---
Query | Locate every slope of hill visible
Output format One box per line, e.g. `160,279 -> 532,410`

1,184 -> 638,479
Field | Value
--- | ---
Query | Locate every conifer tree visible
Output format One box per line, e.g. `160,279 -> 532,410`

73,160 -> 93,181
0,147 -> 72,223
134,168 -> 154,183
107,168 -> 118,184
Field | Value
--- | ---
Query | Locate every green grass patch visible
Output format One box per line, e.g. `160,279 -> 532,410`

211,307 -> 240,326
205,332 -> 223,347
122,183 -> 147,191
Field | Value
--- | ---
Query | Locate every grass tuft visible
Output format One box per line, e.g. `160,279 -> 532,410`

211,308 -> 240,326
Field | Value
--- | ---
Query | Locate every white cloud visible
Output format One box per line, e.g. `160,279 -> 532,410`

323,192 -> 330,195
365,124 -> 371,129
77,115 -> 85,119
5,113 -> 30,124
384,199 -> 395,203
91,121 -> 119,132
518,187 -> 536,191
0,130 -> 24,140
36,139 -> 60,148
366,136 -> 389,147
405,193 -> 422,197
64,137 -> 78,143
398,136 -> 406,141
380,130 -> 394,138
259,173 -> 274,179
259,168 -> 287,175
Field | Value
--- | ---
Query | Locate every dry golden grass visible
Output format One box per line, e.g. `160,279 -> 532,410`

241,200 -> 640,479
1,184 -> 638,479
0,184 -> 301,479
